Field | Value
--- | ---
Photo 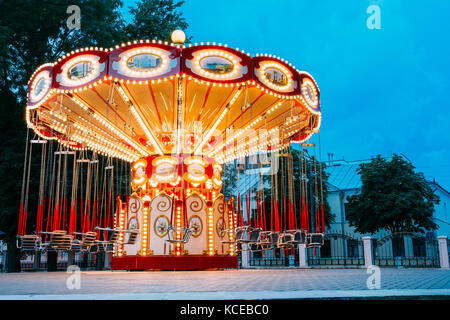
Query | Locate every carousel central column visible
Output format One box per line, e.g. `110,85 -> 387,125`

175,73 -> 184,256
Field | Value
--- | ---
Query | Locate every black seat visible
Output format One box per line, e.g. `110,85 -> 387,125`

285,229 -> 307,245
166,226 -> 192,245
306,233 -> 324,248
41,230 -> 73,252
221,226 -> 248,245
123,229 -> 140,245
277,232 -> 295,248
240,228 -> 261,244
17,235 -> 41,252
71,231 -> 97,252
239,228 -> 261,252
94,227 -> 121,253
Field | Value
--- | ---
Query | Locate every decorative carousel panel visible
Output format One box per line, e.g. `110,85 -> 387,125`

213,195 -> 228,255
183,45 -> 251,83
184,156 -> 209,184
132,159 -> 148,190
212,163 -> 223,191
253,57 -> 301,96
53,50 -> 108,90
124,195 -> 143,256
27,65 -> 53,108
151,156 -> 178,184
109,43 -> 180,81
149,192 -> 173,255
184,193 -> 207,255
299,73 -> 321,114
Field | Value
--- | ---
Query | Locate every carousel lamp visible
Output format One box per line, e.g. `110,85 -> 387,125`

171,29 -> 186,44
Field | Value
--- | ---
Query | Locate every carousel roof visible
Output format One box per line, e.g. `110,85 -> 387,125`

25,35 -> 321,163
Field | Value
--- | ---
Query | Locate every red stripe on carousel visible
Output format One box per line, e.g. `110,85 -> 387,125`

68,203 -> 75,235
62,197 -> 68,231
35,204 -> 42,235
321,203 -> 325,233
289,201 -> 294,230
18,203 -> 24,235
53,201 -> 59,231
256,193 -> 260,229
275,200 -> 280,232
270,198 -> 273,231
262,196 -> 267,231
23,209 -> 28,235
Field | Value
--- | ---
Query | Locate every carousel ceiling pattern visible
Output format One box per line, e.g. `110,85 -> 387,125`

26,39 -> 321,164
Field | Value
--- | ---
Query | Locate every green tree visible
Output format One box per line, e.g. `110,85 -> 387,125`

0,0 -> 189,271
346,154 -> 439,235
126,0 -> 189,41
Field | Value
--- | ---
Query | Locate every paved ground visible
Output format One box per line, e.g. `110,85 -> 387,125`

0,268 -> 449,299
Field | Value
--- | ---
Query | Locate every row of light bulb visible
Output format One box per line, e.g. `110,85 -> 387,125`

74,111 -> 138,160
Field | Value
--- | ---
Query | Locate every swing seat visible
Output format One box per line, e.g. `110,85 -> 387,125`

165,226 -> 193,245
16,235 -> 41,251
285,229 -> 307,245
220,226 -> 248,245
258,231 -> 280,249
94,227 -> 121,253
236,227 -> 261,252
71,231 -> 97,252
41,230 -> 73,251
306,233 -> 324,248
122,229 -> 140,245
277,232 -> 295,248
239,227 -> 261,245
257,231 -> 273,248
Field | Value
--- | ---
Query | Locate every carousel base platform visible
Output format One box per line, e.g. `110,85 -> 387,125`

111,255 -> 238,271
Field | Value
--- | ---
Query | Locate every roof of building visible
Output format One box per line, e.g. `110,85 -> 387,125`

326,158 -> 450,195
326,161 -> 364,191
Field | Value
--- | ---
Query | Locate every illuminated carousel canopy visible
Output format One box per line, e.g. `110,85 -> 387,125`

26,35 -> 321,164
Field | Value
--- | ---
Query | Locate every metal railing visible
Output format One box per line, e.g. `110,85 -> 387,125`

249,248 -> 299,267
373,232 -> 440,268
307,233 -> 364,267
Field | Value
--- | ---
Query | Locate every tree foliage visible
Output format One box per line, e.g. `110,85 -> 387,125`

0,0 -> 189,270
346,154 -> 439,234
126,0 -> 189,41
0,0 -> 188,102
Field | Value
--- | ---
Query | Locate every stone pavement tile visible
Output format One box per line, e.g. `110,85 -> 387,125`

0,268 -> 449,296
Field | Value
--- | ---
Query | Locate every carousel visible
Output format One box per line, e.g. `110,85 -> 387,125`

17,30 -> 324,270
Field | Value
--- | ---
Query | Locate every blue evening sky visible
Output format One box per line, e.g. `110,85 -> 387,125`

122,0 -> 450,188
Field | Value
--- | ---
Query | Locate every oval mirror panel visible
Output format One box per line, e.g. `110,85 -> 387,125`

200,56 -> 234,74
264,67 -> 288,86
188,163 -> 205,177
127,53 -> 162,71
156,163 -> 175,176
34,78 -> 46,95
305,85 -> 315,101
68,61 -> 92,79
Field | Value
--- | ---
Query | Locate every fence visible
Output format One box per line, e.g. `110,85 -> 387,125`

20,249 -> 101,271
373,232 -> 440,268
248,246 -> 299,267
307,233 -> 364,267
239,232 -> 447,269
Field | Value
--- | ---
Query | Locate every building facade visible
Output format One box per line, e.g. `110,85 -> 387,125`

325,158 -> 450,261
